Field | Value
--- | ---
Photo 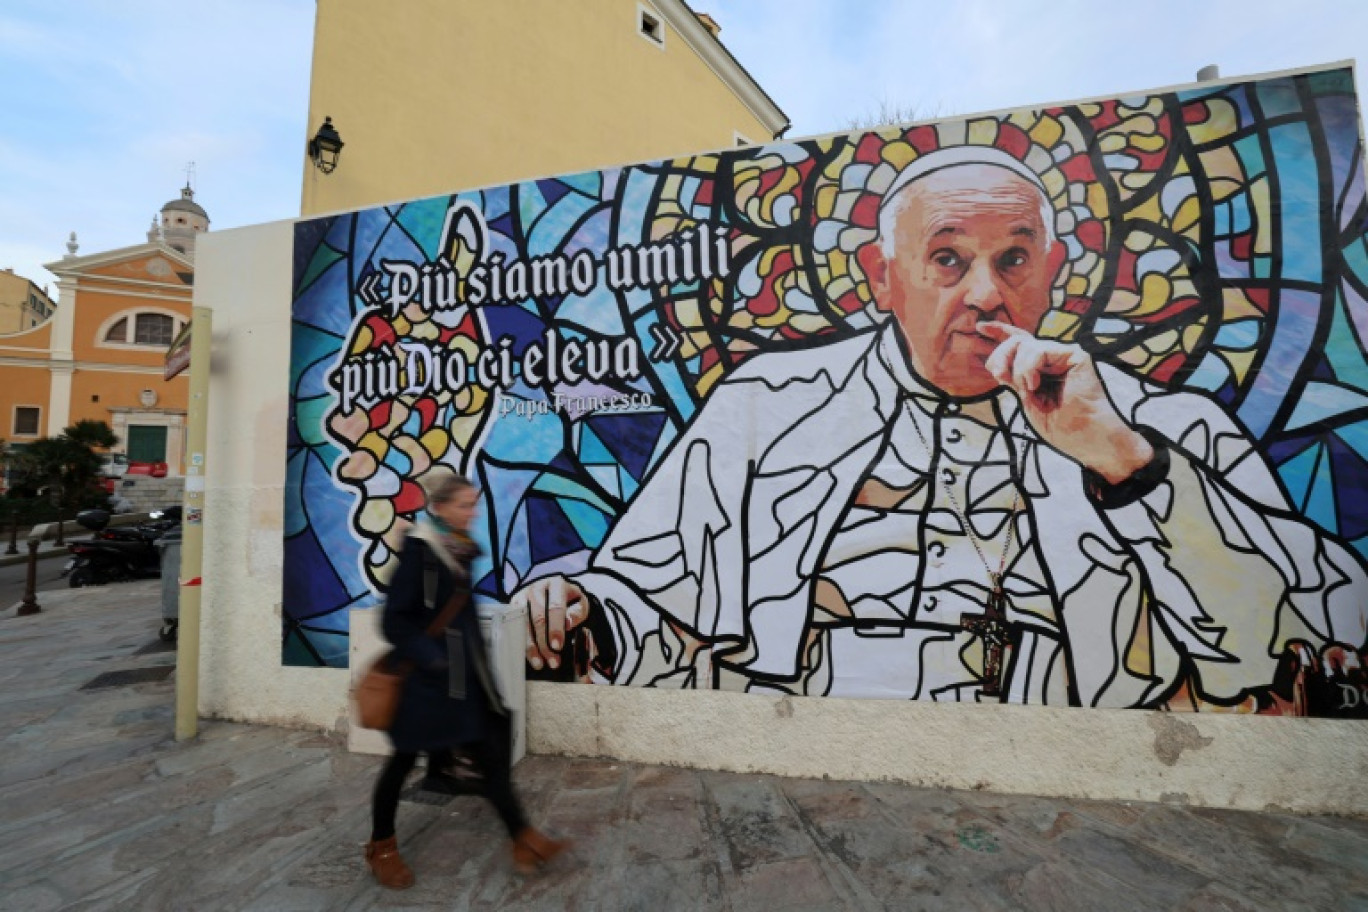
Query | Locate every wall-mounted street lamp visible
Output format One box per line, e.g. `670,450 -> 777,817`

308,117 -> 344,174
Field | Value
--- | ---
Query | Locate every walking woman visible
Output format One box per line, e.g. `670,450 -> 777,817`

366,475 -> 568,889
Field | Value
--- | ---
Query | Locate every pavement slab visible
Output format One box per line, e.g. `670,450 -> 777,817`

3,582 -> 1368,910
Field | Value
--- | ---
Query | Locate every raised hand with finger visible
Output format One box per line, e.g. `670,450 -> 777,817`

513,574 -> 593,679
979,321 -> 1155,486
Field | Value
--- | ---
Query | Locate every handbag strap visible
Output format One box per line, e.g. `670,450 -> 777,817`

423,590 -> 468,638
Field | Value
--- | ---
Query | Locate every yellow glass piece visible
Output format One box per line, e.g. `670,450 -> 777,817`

1041,169 -> 1066,201
1207,178 -> 1244,202
1250,176 -> 1273,254
350,327 -> 373,355
1137,272 -> 1173,316
1121,173 -> 1154,192
1198,145 -> 1244,181
1130,132 -> 1166,153
450,334 -> 481,360
1087,183 -> 1110,220
756,305 -> 789,329
1182,320 -> 1207,352
1029,116 -> 1064,148
1124,231 -> 1156,253
1143,329 -> 1178,354
410,321 -> 439,341
815,184 -> 838,219
1129,195 -> 1163,224
1099,133 -> 1128,154
1221,288 -> 1263,320
358,431 -> 390,460
1117,347 -> 1149,367
358,497 -> 396,535
1171,197 -> 1202,235
1189,99 -> 1238,145
420,428 -> 450,459
729,311 -> 756,331
1225,349 -> 1256,383
1037,310 -> 1078,340
880,141 -> 917,170
449,414 -> 482,446
394,435 -> 431,475
1124,598 -> 1155,679
696,361 -> 726,397
1067,275 -> 1090,296
967,119 -> 998,146
1106,289 -> 1141,315
675,296 -> 702,330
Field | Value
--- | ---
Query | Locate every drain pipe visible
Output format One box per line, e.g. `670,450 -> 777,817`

175,306 -> 212,741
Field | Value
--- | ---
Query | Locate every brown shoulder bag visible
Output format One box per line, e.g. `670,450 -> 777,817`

352,590 -> 468,731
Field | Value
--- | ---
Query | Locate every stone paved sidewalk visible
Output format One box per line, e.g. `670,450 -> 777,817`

3,583 -> 1368,911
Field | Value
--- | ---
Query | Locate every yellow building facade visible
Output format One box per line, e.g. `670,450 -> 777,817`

0,269 -> 56,335
0,190 -> 207,475
301,0 -> 787,216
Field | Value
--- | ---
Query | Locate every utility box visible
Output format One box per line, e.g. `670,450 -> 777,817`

156,527 -> 182,622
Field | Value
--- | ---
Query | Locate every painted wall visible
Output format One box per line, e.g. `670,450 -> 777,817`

198,212 -> 1368,815
0,322 -> 54,445
200,63 -> 1368,812
301,0 -> 784,217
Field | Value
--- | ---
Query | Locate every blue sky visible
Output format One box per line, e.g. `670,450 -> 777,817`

2,1 -> 1365,294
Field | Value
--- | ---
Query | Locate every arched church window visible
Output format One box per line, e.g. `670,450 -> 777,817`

134,313 -> 175,346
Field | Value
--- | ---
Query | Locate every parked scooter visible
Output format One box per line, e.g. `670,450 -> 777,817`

63,508 -> 180,588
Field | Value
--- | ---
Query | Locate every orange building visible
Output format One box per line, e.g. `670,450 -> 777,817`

0,187 -> 208,474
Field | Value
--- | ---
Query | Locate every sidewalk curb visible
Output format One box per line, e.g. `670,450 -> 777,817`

0,548 -> 72,569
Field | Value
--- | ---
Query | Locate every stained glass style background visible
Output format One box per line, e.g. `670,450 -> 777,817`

285,66 -> 1368,668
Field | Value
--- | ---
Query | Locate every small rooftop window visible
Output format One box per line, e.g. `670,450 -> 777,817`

638,6 -> 664,47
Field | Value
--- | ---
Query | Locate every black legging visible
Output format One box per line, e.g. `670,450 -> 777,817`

371,711 -> 527,841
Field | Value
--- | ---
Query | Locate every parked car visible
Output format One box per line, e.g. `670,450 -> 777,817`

125,461 -> 169,478
98,452 -> 129,479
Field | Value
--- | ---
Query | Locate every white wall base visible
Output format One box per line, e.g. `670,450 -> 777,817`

527,683 -> 1368,815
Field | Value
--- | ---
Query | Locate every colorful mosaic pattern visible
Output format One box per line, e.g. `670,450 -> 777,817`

286,67 -> 1368,675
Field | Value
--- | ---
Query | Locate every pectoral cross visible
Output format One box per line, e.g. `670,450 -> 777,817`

960,573 -> 1012,697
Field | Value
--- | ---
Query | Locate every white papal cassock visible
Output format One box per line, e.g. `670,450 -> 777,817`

569,325 -> 1368,708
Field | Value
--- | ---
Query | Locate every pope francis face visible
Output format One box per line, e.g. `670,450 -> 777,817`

858,163 -> 1067,398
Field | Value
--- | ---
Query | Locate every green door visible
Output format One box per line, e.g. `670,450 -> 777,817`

126,425 -> 168,463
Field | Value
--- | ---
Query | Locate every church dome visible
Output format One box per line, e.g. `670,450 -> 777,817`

159,184 -> 209,256
162,188 -> 208,220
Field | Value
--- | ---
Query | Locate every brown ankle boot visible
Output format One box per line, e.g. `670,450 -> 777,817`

511,826 -> 571,873
365,835 -> 415,889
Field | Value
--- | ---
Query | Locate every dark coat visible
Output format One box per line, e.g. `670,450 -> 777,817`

382,530 -> 504,753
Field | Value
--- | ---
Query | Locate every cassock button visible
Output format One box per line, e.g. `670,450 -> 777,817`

924,595 -> 938,612
941,468 -> 956,485
946,428 -> 963,444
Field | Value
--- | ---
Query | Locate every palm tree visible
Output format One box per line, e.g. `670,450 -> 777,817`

63,419 -> 118,450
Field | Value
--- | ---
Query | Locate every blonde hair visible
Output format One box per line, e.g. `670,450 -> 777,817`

426,474 -> 475,506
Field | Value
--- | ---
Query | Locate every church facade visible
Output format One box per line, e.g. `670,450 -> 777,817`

0,187 -> 206,478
